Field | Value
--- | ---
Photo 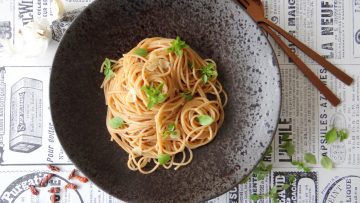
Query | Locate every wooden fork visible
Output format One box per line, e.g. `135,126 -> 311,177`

238,0 -> 354,106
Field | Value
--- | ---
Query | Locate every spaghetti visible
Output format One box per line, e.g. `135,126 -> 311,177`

101,37 -> 227,174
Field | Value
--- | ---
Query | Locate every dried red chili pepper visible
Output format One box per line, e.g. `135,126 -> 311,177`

48,187 -> 60,193
74,175 -> 88,183
47,165 -> 60,172
29,185 -> 39,195
64,183 -> 77,190
40,174 -> 53,187
51,193 -> 56,203
68,169 -> 88,183
68,169 -> 76,180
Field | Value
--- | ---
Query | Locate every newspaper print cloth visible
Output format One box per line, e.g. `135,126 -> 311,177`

1,0 -> 360,202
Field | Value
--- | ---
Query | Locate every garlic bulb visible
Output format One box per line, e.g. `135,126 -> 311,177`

16,19 -> 52,57
51,0 -> 65,20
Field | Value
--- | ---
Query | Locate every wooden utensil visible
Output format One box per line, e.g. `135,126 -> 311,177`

238,0 -> 354,106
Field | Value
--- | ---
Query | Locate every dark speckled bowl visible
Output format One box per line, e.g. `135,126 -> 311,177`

50,0 -> 281,202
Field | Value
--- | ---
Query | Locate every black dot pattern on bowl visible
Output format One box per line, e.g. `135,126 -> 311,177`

50,0 -> 281,203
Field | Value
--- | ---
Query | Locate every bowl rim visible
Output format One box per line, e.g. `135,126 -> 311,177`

50,0 -> 282,202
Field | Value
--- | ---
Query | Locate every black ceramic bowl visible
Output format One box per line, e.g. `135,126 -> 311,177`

50,0 -> 281,202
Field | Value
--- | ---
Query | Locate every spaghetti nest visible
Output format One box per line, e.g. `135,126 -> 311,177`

101,37 -> 227,174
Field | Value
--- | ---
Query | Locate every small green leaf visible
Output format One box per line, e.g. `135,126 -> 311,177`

180,91 -> 193,101
201,74 -> 208,83
325,127 -> 338,144
289,175 -> 295,184
282,134 -> 290,141
304,153 -> 317,164
134,48 -> 148,57
286,143 -> 295,156
264,146 -> 272,156
168,123 -> 175,131
270,187 -> 278,194
266,164 -> 273,171
256,173 -> 266,181
253,162 -> 272,181
250,194 -> 260,201
167,36 -> 189,56
280,141 -> 295,156
321,155 -> 334,169
109,117 -> 124,129
282,184 -> 290,190
200,63 -> 217,83
291,160 -> 311,172
303,167 -> 311,172
103,58 -> 114,80
162,123 -> 177,139
142,83 -> 168,109
196,115 -> 214,126
291,160 -> 300,166
271,197 -> 279,203
338,129 -> 349,142
157,154 -> 171,165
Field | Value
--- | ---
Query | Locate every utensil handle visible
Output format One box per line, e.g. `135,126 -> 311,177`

260,24 -> 341,106
260,19 -> 353,86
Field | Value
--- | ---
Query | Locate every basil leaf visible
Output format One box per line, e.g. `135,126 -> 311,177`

158,154 -> 171,165
168,123 -> 175,131
103,58 -> 114,80
142,83 -> 168,109
289,175 -> 295,184
200,63 -> 217,83
167,36 -> 189,56
325,127 -> 338,144
321,155 -> 334,169
250,194 -> 260,201
109,117 -> 124,129
134,48 -> 148,57
338,129 -> 349,142
196,115 -> 214,126
304,153 -> 317,164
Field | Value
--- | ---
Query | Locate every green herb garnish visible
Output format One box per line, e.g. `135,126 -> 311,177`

250,186 -> 283,203
162,123 -> 177,139
253,161 -> 272,180
291,160 -> 311,172
167,36 -> 189,56
103,58 -> 114,80
325,127 -> 349,144
196,115 -> 214,126
158,154 -> 171,165
325,127 -> 338,144
291,153 -> 317,172
289,175 -> 295,184
109,117 -> 124,129
250,194 -> 261,201
141,83 -> 168,109
264,146 -> 272,156
134,48 -> 148,57
321,155 -> 334,169
200,63 -> 217,83
180,91 -> 193,101
280,134 -> 295,156
304,153 -> 317,164
282,184 -> 290,190
338,129 -> 349,142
